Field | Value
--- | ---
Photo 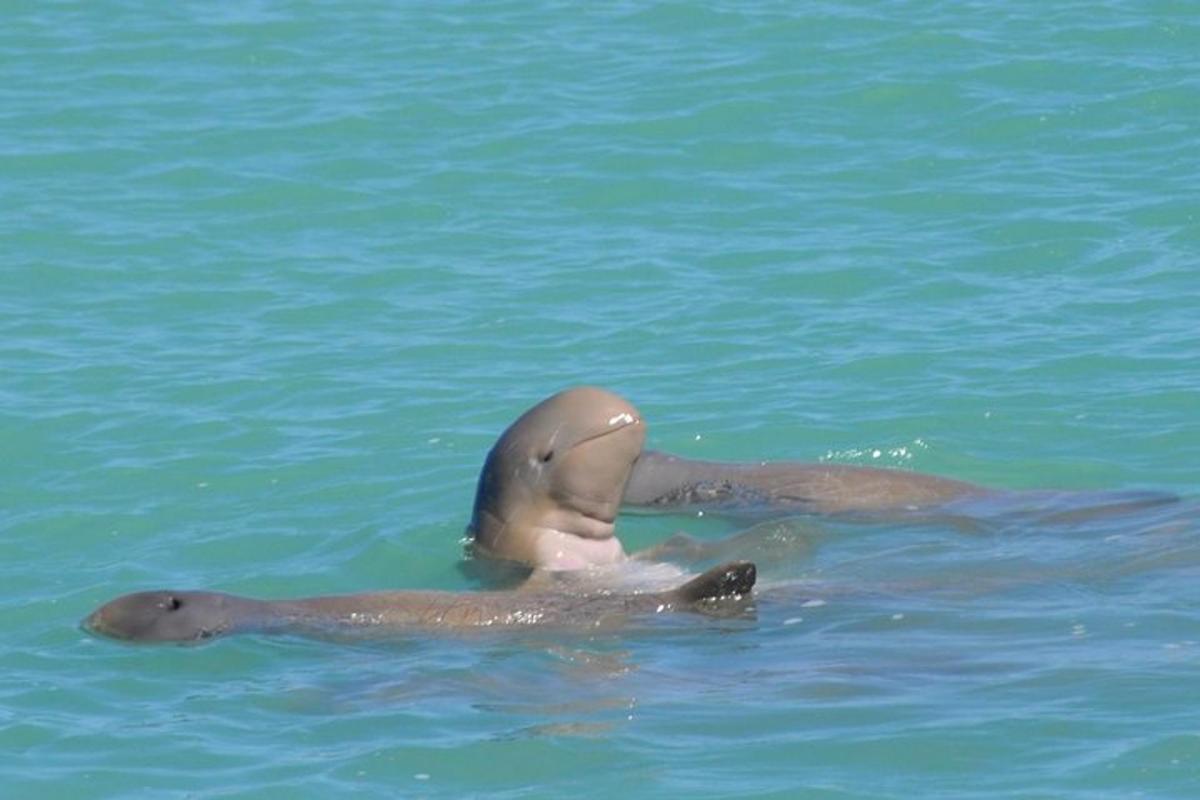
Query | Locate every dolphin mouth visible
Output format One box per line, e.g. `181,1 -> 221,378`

82,609 -> 125,641
566,413 -> 640,452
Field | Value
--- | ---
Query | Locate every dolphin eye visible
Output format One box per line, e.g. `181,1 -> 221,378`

165,596 -> 183,611
539,450 -> 554,463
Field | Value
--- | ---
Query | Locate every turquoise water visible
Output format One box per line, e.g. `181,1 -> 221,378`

4,1 -> 1199,796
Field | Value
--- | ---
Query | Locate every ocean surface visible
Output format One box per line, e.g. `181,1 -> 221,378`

3,1 -> 1198,797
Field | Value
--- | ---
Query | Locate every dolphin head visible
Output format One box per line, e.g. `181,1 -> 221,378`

468,386 -> 645,570
83,589 -> 242,643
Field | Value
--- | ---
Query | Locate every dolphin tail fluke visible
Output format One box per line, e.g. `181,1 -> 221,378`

676,560 -> 756,604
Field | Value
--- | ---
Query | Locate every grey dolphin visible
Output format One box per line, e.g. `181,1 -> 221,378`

466,386 -> 981,570
83,560 -> 756,644
472,388 -> 1177,569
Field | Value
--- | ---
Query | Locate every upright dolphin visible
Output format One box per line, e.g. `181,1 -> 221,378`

470,388 -> 1177,572
84,561 -> 756,643
468,386 -> 645,570
466,386 -> 980,570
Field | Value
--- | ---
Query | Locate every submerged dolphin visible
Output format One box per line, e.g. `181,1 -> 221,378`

84,560 -> 756,643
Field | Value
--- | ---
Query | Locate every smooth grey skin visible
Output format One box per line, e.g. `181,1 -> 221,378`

468,386 -> 645,570
84,560 -> 756,644
624,450 -> 984,514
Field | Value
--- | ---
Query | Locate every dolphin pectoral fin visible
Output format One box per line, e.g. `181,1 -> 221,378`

676,560 -> 756,604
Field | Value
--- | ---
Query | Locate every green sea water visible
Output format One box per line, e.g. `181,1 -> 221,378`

3,1 -> 1199,797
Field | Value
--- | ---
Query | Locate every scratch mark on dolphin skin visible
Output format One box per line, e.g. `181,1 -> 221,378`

548,423 -> 564,450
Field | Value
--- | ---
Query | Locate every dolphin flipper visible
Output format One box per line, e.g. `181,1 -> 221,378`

676,560 -> 756,603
